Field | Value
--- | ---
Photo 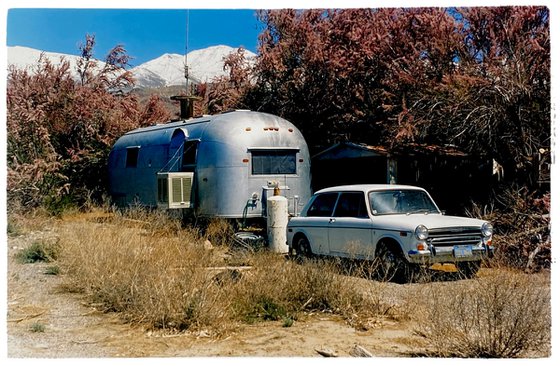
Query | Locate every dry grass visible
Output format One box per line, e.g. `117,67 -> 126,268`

55,209 -> 390,334
467,189 -> 550,272
413,268 -> 551,358
10,207 -> 551,358
7,207 -> 57,236
227,254 -> 380,323
58,211 -> 223,332
204,218 -> 236,247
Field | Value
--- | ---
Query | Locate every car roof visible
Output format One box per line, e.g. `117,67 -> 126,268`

314,184 -> 427,195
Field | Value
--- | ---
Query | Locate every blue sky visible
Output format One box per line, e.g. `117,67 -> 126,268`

5,1 -> 553,67
6,8 -> 263,66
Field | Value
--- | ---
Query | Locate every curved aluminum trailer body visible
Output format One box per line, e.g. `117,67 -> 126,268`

108,110 -> 311,218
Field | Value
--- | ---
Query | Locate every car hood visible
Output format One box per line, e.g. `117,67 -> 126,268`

371,213 -> 487,232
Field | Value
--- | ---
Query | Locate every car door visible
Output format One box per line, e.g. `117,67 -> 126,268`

328,192 -> 374,259
303,192 -> 339,255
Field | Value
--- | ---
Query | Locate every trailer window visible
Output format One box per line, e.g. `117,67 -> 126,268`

251,150 -> 297,175
181,141 -> 198,171
125,147 -> 140,168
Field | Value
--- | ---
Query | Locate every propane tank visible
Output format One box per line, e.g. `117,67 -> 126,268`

266,195 -> 289,253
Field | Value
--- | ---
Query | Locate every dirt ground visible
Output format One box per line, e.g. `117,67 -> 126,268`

4,225 -> 553,360
5,226 -> 431,359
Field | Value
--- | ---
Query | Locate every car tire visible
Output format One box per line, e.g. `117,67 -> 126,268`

293,235 -> 312,262
375,243 -> 416,284
456,260 -> 481,279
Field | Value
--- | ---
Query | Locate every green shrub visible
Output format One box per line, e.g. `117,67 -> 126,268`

29,322 -> 46,333
245,296 -> 287,323
44,265 -> 61,275
43,194 -> 76,217
282,315 -> 295,328
17,240 -> 60,263
7,218 -> 22,237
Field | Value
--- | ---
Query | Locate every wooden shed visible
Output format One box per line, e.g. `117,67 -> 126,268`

311,142 -> 494,214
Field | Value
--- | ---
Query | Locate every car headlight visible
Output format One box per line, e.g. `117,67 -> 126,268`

415,225 -> 429,240
481,222 -> 493,238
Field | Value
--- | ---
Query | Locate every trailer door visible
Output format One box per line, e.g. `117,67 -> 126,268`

168,128 -> 189,171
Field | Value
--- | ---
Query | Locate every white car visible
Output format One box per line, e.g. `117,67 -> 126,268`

286,184 -> 494,282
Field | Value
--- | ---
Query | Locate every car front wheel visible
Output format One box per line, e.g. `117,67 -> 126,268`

375,243 -> 416,284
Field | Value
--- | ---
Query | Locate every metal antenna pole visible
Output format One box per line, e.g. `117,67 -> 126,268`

185,10 -> 189,96
171,9 -> 196,120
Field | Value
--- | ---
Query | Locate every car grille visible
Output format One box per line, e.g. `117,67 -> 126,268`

428,226 -> 482,247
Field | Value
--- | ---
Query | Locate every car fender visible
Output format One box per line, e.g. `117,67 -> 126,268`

375,232 -> 408,257
288,228 -> 309,249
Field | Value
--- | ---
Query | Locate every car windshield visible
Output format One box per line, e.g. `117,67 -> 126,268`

369,189 -> 440,215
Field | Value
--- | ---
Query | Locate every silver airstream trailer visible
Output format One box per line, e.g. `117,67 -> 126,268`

108,110 -> 312,220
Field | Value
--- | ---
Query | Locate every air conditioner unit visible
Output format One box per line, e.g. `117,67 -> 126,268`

157,172 -> 194,209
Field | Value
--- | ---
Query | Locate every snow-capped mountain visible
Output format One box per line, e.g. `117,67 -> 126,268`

7,45 -> 256,89
7,46 -> 106,80
132,45 -> 256,88
131,53 -> 186,88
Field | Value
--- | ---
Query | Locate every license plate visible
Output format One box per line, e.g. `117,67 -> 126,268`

453,245 -> 473,258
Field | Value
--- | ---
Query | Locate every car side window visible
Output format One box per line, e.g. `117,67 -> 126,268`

333,192 -> 368,218
306,193 -> 339,217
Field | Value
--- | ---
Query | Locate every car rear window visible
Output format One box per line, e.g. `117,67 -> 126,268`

306,193 -> 338,217
333,192 -> 368,218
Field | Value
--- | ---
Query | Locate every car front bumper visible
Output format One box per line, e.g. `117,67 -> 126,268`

407,243 -> 494,264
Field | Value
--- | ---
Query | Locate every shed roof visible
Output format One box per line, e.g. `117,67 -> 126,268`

312,142 -> 468,160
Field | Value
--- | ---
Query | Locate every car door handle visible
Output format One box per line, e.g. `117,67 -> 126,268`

329,218 -> 336,223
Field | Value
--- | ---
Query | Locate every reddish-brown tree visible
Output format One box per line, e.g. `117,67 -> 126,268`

414,7 -> 550,185
234,7 -> 549,188
197,47 -> 254,114
7,35 -> 170,209
247,8 -> 469,150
